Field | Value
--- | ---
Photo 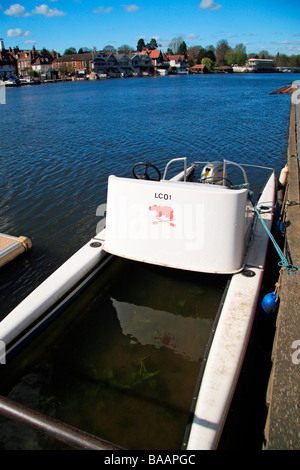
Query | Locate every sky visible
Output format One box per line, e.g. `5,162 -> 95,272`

0,0 -> 300,56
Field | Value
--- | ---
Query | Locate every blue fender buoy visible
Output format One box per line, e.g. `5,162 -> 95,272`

261,292 -> 278,314
276,219 -> 284,235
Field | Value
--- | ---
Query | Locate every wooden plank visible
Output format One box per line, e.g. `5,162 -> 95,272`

264,101 -> 300,450
0,234 -> 32,267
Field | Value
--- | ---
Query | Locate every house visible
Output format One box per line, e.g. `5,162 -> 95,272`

140,50 -> 190,75
142,49 -> 169,74
52,52 -> 97,76
92,52 -> 109,75
190,64 -> 207,74
167,55 -> 189,74
147,49 -> 164,67
11,47 -> 35,76
31,49 -> 56,75
127,53 -> 152,75
114,53 -> 133,76
92,52 -> 120,77
245,58 -> 275,72
0,39 -> 17,79
92,52 -> 153,77
215,65 -> 233,73
9,45 -> 55,77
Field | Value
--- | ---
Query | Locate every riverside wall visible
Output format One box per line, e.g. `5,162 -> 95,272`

264,99 -> 300,449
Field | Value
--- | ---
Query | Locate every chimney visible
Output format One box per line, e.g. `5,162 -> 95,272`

0,39 -> 5,52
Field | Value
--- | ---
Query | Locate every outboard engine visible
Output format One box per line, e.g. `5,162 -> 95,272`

200,161 -> 226,184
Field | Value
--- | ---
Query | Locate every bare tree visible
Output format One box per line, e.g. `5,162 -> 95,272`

168,36 -> 184,54
215,39 -> 231,65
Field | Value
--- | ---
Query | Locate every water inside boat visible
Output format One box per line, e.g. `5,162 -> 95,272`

0,255 -> 227,450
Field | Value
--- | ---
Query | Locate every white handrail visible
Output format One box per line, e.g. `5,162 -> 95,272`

163,157 -> 187,181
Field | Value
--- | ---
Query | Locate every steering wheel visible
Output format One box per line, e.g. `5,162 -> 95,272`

201,176 -> 233,187
132,162 -> 161,181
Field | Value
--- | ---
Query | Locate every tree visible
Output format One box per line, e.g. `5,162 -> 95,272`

275,53 -> 289,67
178,41 -> 187,56
205,48 -> 216,62
225,44 -> 247,65
168,36 -> 184,54
247,52 -> 258,59
78,47 -> 92,54
118,44 -> 133,54
202,58 -> 214,73
137,38 -> 145,52
146,38 -> 158,50
215,39 -> 231,65
187,46 -> 203,66
258,50 -> 271,59
64,47 -> 77,55
289,55 -> 300,67
193,45 -> 216,64
197,47 -> 208,63
206,44 -> 216,54
103,45 -> 116,54
58,63 -> 74,78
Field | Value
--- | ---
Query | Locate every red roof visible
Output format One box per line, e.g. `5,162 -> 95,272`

148,50 -> 162,59
191,64 -> 206,69
168,55 -> 185,61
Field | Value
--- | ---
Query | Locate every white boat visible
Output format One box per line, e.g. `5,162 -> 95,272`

3,77 -> 20,87
157,69 -> 168,76
19,77 -> 37,85
0,157 -> 276,449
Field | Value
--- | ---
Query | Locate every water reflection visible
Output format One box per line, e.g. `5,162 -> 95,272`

113,299 -> 213,362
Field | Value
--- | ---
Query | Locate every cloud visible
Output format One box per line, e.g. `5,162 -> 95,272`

93,6 -> 113,13
4,4 -> 31,16
122,4 -> 140,12
199,0 -> 221,11
32,4 -> 66,17
7,28 -> 32,37
270,39 -> 300,51
186,33 -> 199,39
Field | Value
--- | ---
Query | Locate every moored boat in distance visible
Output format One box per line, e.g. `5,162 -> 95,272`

2,76 -> 20,87
0,157 -> 276,449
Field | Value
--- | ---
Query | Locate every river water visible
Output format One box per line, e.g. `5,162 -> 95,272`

0,73 -> 297,450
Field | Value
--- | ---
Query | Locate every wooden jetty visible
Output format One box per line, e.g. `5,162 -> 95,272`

270,84 -> 296,95
264,99 -> 300,449
0,233 -> 32,268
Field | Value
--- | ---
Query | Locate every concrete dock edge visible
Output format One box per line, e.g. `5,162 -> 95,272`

264,100 -> 300,449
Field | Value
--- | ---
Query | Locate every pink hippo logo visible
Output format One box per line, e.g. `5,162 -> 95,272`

149,205 -> 175,227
